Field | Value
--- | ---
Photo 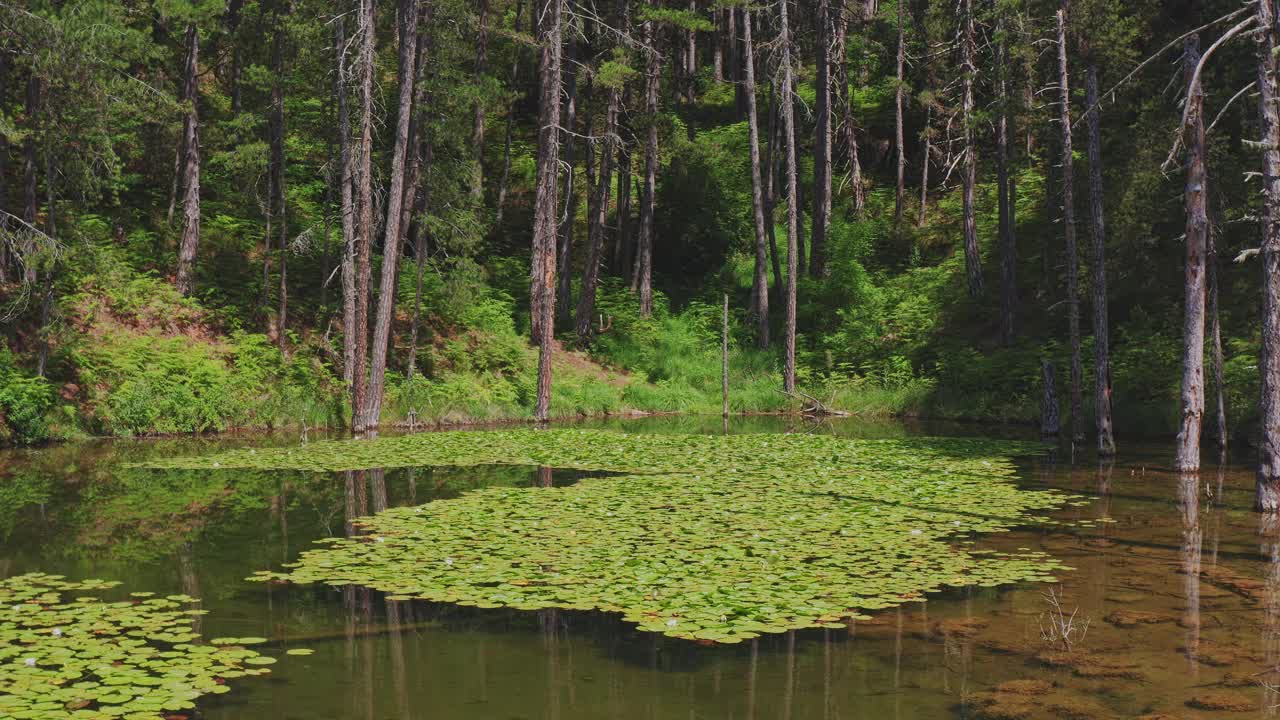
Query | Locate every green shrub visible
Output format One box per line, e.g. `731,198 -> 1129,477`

0,351 -> 55,444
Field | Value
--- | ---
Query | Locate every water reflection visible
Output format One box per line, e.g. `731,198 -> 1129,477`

5,421 -> 1280,718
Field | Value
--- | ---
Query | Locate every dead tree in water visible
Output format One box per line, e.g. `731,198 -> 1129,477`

1255,0 -> 1280,509
1174,36 -> 1208,473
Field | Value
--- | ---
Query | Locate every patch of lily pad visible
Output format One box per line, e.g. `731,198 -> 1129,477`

147,429 -> 1077,643
1,573 -> 272,719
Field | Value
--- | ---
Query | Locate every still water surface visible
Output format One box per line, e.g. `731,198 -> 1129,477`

1,417 -> 1274,719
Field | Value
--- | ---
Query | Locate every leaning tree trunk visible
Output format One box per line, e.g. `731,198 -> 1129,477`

351,0 -> 379,430
894,0 -> 905,227
532,0 -> 563,421
1055,6 -> 1082,442
175,23 -> 202,297
743,9 -> 769,348
470,0 -> 489,203
996,34 -> 1016,346
404,10 -> 433,380
637,12 -> 659,318
1175,36 -> 1208,473
918,102 -> 931,229
575,83 -> 619,343
779,0 -> 799,394
1256,0 -> 1280,509
811,0 -> 832,278
361,0 -> 420,431
1085,64 -> 1115,456
960,0 -> 982,297
336,16 -> 357,389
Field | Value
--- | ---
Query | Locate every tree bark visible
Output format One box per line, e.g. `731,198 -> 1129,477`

1257,0 -> 1280,509
175,23 -> 202,298
337,15 -> 357,389
1085,64 -> 1115,455
960,0 -> 982,297
1175,35 -> 1208,472
997,37 -> 1015,346
810,0 -> 832,278
361,0 -> 420,431
1055,7 -> 1082,442
532,0 -> 563,421
404,10 -> 433,380
765,76 -> 782,296
779,0 -> 799,394
894,0 -> 905,227
1208,223 -> 1227,451
1041,359 -> 1060,436
352,0 -> 378,429
917,102 -> 930,229
743,8 -> 769,348
637,11 -> 659,318
408,141 -> 433,381
575,83 -> 618,343
614,137 -> 631,275
470,0 -> 490,203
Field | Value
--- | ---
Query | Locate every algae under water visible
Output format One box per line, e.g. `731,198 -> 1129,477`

2,417 -> 1278,719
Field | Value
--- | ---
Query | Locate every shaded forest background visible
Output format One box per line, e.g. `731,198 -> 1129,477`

0,0 -> 1272,454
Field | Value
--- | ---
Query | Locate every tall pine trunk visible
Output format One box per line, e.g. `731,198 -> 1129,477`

779,0 -> 799,394
269,18 -> 288,351
743,9 -> 769,348
351,0 -> 378,430
556,38 -> 579,327
918,102 -> 930,228
810,0 -> 831,277
637,12 -> 659,318
894,0 -> 905,227
960,0 -> 982,297
1175,36 -> 1207,472
495,0 -> 523,224
1257,0 -> 1280,509
175,23 -> 202,297
1208,223 -> 1227,451
996,34 -> 1016,346
337,15 -> 357,389
532,0 -> 563,420
1055,6 -> 1082,442
361,0 -> 421,431
1085,64 -> 1115,455
470,0 -> 489,203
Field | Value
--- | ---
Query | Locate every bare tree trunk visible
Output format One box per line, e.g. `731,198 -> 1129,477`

713,6 -> 724,82
996,39 -> 1015,346
361,0 -> 420,431
352,0 -> 378,429
337,15 -> 357,390
1055,7 -> 1081,442
495,0 -> 523,224
614,138 -> 631,274
637,12 -> 659,318
35,138 -> 55,378
743,9 -> 769,348
917,102 -> 930,228
532,0 -> 563,421
556,38 -> 579,326
779,0 -> 799,394
1040,360 -> 1060,437
470,0 -> 489,203
575,84 -> 618,343
175,23 -> 202,297
832,3 -> 865,216
685,0 -> 697,104
1085,64 -> 1115,455
960,0 -> 982,297
1175,35 -> 1208,472
811,0 -> 831,278
894,0 -> 905,227
1258,0 -> 1280,509
270,18 -> 288,351
404,12 -> 432,380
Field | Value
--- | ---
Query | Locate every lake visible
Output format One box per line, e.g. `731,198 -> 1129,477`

0,417 -> 1270,719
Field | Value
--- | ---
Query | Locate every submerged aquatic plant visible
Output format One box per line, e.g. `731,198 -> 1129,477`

0,573 -> 273,719
147,430 -> 1078,643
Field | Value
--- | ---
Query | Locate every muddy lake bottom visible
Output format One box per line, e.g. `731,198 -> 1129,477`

1,416 -> 1275,719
